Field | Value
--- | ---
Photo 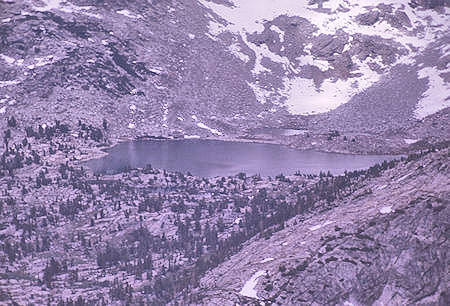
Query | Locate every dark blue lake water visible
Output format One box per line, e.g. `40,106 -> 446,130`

84,139 -> 399,177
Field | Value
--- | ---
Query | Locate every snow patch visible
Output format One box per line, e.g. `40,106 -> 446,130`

239,270 -> 266,299
201,0 -> 449,115
260,257 -> 274,263
188,33 -> 196,39
149,67 -> 163,75
377,184 -> 388,190
396,173 -> 411,182
162,103 -> 169,127
296,55 -> 331,72
228,43 -> 250,63
34,55 -> 56,67
270,25 -> 285,43
404,139 -> 418,144
128,123 -> 136,129
0,106 -> 6,114
414,67 -> 450,119
1,54 -> 15,65
33,0 -> 63,11
380,206 -> 393,214
117,9 -> 141,19
0,80 -> 20,87
184,135 -> 200,139
309,220 -> 334,231
197,122 -> 223,136
33,0 -> 101,18
283,58 -> 380,115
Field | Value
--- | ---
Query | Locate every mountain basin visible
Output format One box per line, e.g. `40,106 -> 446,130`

84,139 -> 401,177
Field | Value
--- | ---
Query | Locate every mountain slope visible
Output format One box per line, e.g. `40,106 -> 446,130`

0,0 -> 448,147
193,148 -> 449,305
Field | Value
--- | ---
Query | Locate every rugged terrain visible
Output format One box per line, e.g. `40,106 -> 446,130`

0,0 -> 449,153
0,119 -> 448,305
0,0 -> 449,305
195,145 -> 450,305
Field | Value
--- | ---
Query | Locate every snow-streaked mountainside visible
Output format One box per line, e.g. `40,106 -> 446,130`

0,2 -> 449,305
201,0 -> 449,116
0,0 -> 449,148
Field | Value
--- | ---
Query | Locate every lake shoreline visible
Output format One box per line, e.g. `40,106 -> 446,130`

82,138 -> 402,177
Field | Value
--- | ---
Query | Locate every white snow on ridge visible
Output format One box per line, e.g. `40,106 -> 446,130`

239,270 -> 266,299
415,67 -> 450,119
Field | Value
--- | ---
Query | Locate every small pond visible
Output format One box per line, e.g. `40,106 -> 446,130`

84,139 -> 400,177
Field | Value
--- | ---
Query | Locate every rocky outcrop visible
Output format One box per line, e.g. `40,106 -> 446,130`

356,9 -> 412,29
310,32 -> 349,59
356,10 -> 381,26
351,34 -> 407,64
409,0 -> 449,9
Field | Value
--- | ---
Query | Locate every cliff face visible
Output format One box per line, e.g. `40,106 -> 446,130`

194,148 -> 449,305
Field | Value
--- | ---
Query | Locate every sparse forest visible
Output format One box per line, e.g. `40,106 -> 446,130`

0,118 -> 447,304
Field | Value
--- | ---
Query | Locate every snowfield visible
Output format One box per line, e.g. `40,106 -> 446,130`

239,270 -> 266,299
200,0 -> 450,117
415,67 -> 450,119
